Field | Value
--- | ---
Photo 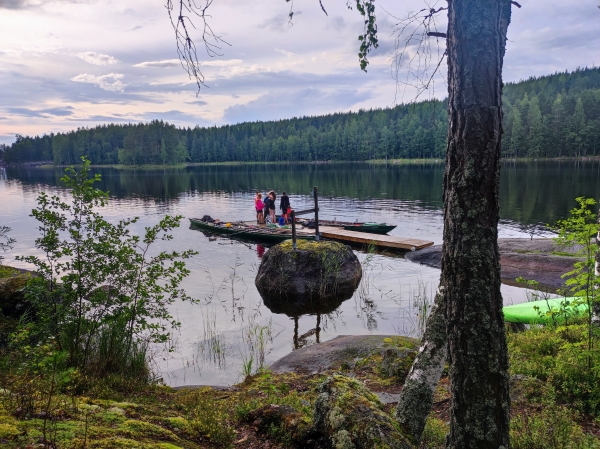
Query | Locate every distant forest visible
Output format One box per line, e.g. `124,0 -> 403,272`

3,67 -> 600,165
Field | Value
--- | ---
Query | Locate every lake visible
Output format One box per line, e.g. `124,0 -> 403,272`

1,160 -> 599,386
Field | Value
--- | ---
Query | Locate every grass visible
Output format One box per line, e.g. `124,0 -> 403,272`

0,329 -> 599,448
198,310 -> 228,369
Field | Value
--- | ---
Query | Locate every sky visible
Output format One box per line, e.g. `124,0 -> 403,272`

0,0 -> 598,144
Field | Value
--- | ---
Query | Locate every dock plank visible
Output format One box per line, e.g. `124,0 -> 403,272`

317,226 -> 433,251
242,222 -> 434,251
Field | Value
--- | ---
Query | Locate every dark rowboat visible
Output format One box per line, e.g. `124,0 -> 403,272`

189,218 -> 316,244
295,218 -> 396,235
342,223 -> 397,235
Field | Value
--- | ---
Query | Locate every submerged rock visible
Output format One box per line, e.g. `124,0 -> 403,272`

255,240 -> 362,316
314,374 -> 412,449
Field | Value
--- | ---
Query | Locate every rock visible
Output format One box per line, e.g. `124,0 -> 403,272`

255,240 -> 362,316
0,266 -> 34,318
380,348 -> 417,381
373,392 -> 402,405
247,404 -> 309,442
314,374 -> 412,449
405,238 -> 584,292
270,335 -> 419,375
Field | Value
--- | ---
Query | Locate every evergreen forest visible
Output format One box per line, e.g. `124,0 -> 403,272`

3,67 -> 600,165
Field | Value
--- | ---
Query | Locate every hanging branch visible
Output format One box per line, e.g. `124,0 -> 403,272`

166,0 -> 230,93
384,1 -> 448,104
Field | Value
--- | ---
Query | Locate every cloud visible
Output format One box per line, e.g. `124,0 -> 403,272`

185,100 -> 208,106
0,134 -> 15,145
258,12 -> 300,33
0,0 -> 85,9
203,59 -> 244,67
71,73 -> 125,92
73,115 -> 136,123
134,59 -> 180,68
223,87 -> 372,124
141,109 -> 210,126
5,106 -> 75,117
77,52 -> 119,66
134,58 -> 243,69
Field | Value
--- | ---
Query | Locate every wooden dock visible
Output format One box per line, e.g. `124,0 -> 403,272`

241,222 -> 434,251
317,226 -> 433,251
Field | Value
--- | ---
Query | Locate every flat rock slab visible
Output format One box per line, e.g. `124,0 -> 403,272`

405,238 -> 582,290
374,392 -> 402,405
270,334 -> 417,374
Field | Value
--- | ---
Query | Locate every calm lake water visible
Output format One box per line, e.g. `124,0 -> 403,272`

1,160 -> 599,386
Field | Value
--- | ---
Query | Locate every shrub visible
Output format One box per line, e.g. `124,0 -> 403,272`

510,405 -> 600,449
508,325 -> 600,414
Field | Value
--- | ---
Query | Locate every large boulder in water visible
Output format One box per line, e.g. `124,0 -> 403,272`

255,240 -> 362,316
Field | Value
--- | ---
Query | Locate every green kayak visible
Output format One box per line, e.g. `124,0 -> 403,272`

503,297 -> 589,324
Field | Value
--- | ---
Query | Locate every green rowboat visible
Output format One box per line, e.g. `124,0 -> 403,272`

342,223 -> 397,235
295,218 -> 396,235
189,218 -> 316,244
503,297 -> 588,324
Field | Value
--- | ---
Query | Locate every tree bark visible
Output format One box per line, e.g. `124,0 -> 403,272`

443,0 -> 512,447
395,293 -> 447,444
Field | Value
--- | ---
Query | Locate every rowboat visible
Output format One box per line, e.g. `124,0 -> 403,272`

503,297 -> 588,324
295,218 -> 396,235
189,217 -> 316,244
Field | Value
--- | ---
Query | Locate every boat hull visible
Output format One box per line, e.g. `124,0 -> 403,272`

503,297 -> 587,324
342,224 -> 397,235
295,218 -> 396,235
189,218 -> 316,244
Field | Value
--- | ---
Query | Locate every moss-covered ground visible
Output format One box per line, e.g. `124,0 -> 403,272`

1,329 -> 600,448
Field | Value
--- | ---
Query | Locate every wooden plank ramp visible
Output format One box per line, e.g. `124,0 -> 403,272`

317,226 -> 434,251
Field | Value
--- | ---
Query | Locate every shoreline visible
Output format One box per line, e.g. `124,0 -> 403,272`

2,155 -> 599,169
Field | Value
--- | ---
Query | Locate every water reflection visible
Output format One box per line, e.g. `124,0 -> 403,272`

6,160 -> 600,226
2,161 -> 598,386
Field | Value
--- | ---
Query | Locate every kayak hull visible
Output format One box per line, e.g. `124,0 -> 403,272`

503,297 -> 588,324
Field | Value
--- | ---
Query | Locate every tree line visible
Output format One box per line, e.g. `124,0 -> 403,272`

3,67 -> 600,165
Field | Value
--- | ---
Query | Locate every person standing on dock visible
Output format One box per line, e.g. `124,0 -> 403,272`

263,192 -> 272,224
280,192 -> 291,224
268,191 -> 277,224
254,192 -> 265,224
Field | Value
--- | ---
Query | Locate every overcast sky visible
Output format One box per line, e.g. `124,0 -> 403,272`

0,0 -> 598,144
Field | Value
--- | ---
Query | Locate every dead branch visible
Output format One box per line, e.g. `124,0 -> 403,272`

166,0 -> 230,93
427,32 -> 447,38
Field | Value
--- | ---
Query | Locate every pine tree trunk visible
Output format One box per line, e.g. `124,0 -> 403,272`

443,0 -> 512,447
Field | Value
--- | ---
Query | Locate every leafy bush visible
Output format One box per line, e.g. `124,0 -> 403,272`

15,157 -> 196,380
509,325 -> 600,414
510,406 -> 600,449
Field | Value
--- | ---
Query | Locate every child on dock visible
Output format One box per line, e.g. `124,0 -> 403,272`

255,192 -> 264,224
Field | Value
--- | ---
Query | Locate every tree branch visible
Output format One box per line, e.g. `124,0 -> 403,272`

166,0 -> 230,93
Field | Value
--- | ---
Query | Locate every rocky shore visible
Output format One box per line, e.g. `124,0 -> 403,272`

405,238 -> 583,292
